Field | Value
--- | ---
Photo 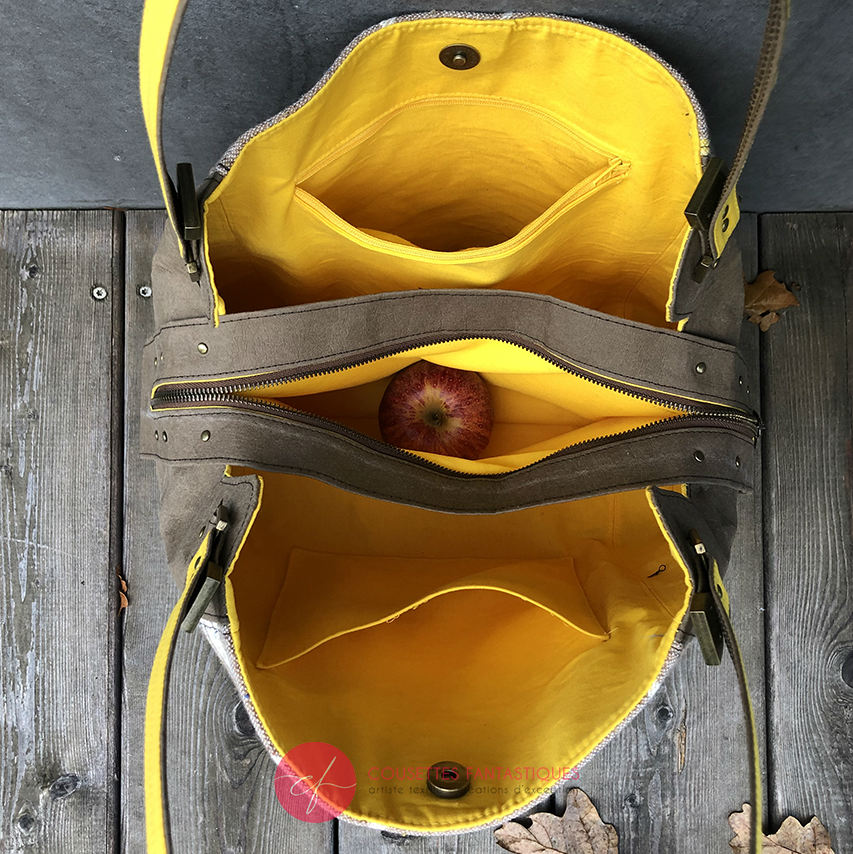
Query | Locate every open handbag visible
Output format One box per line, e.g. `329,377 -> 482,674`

138,2 -> 788,851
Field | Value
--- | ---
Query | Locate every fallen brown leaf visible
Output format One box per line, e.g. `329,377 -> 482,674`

745,270 -> 800,331
494,788 -> 618,853
729,803 -> 836,853
116,568 -> 128,614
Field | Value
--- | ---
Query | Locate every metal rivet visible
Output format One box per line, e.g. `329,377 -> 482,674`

154,356 -> 158,367
695,362 -> 707,374
197,342 -> 209,354
154,430 -> 159,441
138,284 -> 152,298
161,431 -> 168,442
439,44 -> 480,70
738,376 -> 744,385
91,286 -> 107,300
427,761 -> 470,799
694,450 -> 705,462
735,456 -> 741,468
201,430 -> 211,442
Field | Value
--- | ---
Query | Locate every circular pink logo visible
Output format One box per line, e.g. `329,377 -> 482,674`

274,742 -> 357,822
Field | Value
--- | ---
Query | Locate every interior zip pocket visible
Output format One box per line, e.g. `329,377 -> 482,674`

292,93 -> 628,258
150,335 -> 760,475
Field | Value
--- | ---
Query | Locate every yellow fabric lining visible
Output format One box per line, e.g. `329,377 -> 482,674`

202,17 -> 704,324
223,473 -> 692,831
239,338 -> 684,473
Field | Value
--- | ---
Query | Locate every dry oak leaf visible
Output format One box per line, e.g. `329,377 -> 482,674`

745,270 -> 800,331
729,803 -> 835,853
494,788 -> 618,853
116,567 -> 128,614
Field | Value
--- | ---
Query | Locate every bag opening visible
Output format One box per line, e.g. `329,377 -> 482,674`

223,472 -> 691,831
201,17 -> 704,324
240,337 -> 684,474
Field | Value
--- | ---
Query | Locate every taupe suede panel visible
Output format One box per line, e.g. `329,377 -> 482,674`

146,288 -> 754,413
142,217 -> 756,585
141,407 -> 754,513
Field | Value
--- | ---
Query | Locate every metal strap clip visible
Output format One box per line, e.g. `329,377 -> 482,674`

684,157 -> 731,283
687,529 -> 725,666
181,504 -> 229,633
175,162 -> 202,282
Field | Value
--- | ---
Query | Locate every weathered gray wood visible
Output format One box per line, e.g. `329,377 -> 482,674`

544,216 -> 766,854
0,211 -> 117,852
120,210 -> 332,853
760,213 -> 853,849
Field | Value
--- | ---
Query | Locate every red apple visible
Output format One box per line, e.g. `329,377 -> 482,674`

378,360 -> 493,459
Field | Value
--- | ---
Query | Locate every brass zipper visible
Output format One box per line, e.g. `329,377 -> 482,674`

150,335 -> 760,475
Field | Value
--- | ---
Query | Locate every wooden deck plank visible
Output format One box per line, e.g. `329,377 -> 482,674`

120,210 -> 332,853
759,213 -> 853,848
0,211 -> 118,852
340,218 -> 766,854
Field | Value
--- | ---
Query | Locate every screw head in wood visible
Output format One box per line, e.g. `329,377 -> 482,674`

91,286 -> 107,300
695,362 -> 707,374
694,450 -> 705,462
138,284 -> 152,298
197,342 -> 209,354
201,430 -> 211,442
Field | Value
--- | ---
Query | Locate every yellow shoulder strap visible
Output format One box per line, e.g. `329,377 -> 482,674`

138,0 -> 191,258
143,558 -> 196,854
145,504 -> 227,853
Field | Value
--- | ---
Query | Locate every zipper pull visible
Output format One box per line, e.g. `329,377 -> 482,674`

181,504 -> 229,633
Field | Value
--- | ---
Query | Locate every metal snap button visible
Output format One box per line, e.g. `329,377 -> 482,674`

439,44 -> 480,70
427,760 -> 470,799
